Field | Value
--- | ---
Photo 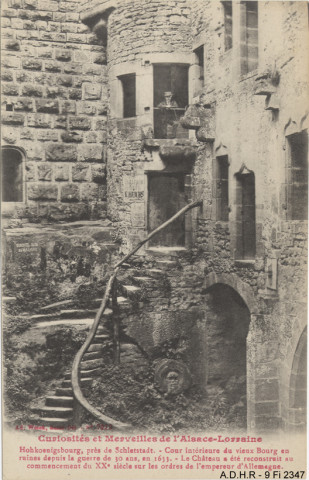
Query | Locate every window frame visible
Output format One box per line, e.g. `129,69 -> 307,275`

118,73 -> 137,119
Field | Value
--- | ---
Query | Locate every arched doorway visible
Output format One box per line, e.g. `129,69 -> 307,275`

204,283 -> 251,428
289,328 -> 307,431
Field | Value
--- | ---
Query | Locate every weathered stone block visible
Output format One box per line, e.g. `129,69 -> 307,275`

61,131 -> 83,143
76,101 -> 96,116
93,53 -> 107,65
2,83 -> 19,96
1,128 -> 18,144
22,59 -> 42,70
64,64 -> 82,75
22,84 -> 43,97
46,144 -> 77,162
54,116 -> 67,129
72,164 -> 89,182
2,113 -> 24,125
1,70 -> 13,82
159,144 -> 196,162
91,164 -> 106,184
78,144 -> 103,162
26,163 -> 36,181
13,98 -> 33,111
61,183 -> 80,202
54,164 -> 69,181
37,130 -> 59,142
80,183 -> 100,201
83,83 -> 101,100
55,49 -> 71,62
68,88 -> 82,100
38,164 -> 52,181
24,0 -> 38,10
58,75 -> 73,87
5,40 -> 20,51
27,114 -> 51,128
28,184 -> 58,200
68,116 -> 91,130
36,99 -> 59,113
44,61 -> 61,73
60,101 -> 76,114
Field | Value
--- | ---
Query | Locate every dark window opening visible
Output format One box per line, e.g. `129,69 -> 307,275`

119,74 -> 136,118
1,147 -> 23,202
288,130 -> 308,220
235,171 -> 256,259
240,1 -> 258,75
6,104 -> 13,112
215,156 -> 229,221
194,45 -> 204,93
223,1 -> 233,51
153,64 -> 189,139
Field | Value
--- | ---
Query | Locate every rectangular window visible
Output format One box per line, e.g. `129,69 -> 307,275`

194,45 -> 204,92
119,74 -> 136,118
223,1 -> 233,51
215,156 -> 229,221
240,1 -> 258,75
288,130 -> 308,220
153,64 -> 189,139
235,171 -> 256,259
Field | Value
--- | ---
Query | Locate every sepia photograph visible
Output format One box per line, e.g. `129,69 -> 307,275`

1,0 -> 308,478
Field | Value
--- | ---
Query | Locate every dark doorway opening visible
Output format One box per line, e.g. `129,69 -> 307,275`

1,147 -> 23,202
147,173 -> 186,247
204,283 -> 250,428
289,328 -> 307,431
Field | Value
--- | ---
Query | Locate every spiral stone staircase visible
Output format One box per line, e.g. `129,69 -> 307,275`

26,201 -> 201,429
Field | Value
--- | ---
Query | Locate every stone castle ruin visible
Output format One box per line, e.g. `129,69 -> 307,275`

1,0 -> 308,433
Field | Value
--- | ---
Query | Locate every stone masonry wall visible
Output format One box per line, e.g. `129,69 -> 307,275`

1,0 -> 108,222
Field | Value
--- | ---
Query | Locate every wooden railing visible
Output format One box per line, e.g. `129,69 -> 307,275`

71,200 -> 202,430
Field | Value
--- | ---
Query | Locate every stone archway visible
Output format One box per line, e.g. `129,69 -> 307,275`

288,327 -> 307,431
203,282 -> 251,429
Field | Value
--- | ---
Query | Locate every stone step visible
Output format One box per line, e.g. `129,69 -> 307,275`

121,285 -> 142,300
2,296 -> 17,304
62,377 -> 93,388
40,299 -> 73,312
132,276 -> 155,287
46,396 -> 74,408
147,246 -> 186,257
29,313 -> 55,322
56,387 -> 72,396
83,351 -> 103,361
39,407 -> 73,418
80,358 -> 105,370
155,259 -> 178,268
60,309 -> 96,319
93,334 -> 110,343
88,343 -> 105,352
35,318 -> 94,328
38,417 -> 71,427
144,268 -> 165,279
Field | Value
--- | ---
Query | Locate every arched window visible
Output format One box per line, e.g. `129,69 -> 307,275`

1,147 -> 24,203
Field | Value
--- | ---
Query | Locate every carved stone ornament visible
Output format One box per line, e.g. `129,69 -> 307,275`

154,359 -> 191,395
254,66 -> 280,96
180,94 -> 215,142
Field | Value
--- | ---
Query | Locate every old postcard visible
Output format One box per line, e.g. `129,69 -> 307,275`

1,0 -> 308,479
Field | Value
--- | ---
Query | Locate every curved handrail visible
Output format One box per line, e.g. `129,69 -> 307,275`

71,200 -> 202,429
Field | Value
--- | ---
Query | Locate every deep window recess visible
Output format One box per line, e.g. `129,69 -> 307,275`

153,64 -> 189,139
194,45 -> 204,94
240,1 -> 258,75
222,1 -> 233,51
215,156 -> 229,221
288,130 -> 308,220
1,147 -> 23,202
119,74 -> 136,118
235,170 -> 256,259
